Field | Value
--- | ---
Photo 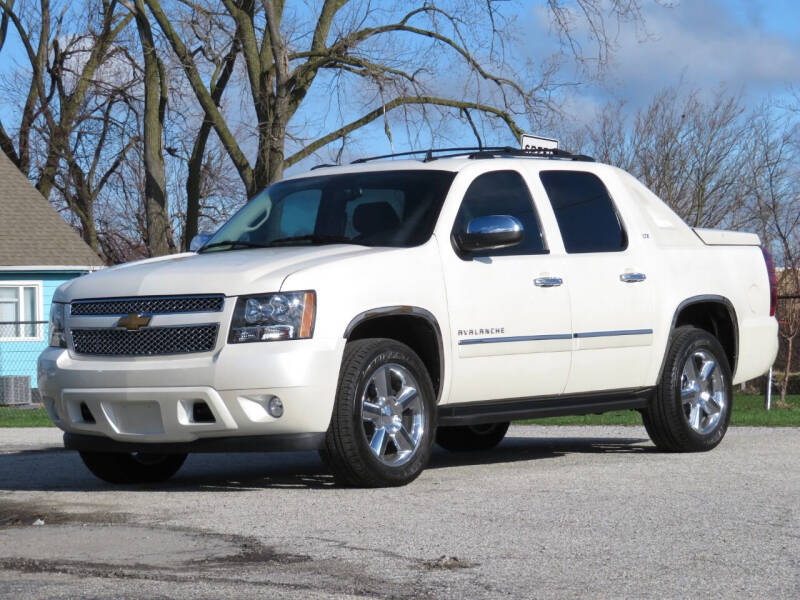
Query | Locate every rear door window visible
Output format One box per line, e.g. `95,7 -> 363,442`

540,170 -> 627,253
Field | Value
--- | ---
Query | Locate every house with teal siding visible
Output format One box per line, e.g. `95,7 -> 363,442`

0,152 -> 103,402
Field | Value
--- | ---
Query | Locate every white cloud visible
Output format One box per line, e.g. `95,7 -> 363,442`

605,2 -> 800,98
524,0 -> 800,108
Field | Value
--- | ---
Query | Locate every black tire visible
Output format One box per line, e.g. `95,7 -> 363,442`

79,451 -> 187,484
436,422 -> 510,452
641,326 -> 733,452
321,338 -> 436,487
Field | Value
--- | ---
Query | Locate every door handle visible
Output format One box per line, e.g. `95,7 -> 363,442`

534,277 -> 563,287
620,272 -> 647,283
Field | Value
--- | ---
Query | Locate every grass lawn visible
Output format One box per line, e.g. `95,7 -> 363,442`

516,394 -> 800,426
0,407 -> 53,427
1,395 -> 798,428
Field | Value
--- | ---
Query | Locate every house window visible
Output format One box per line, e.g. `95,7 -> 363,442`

0,282 -> 42,340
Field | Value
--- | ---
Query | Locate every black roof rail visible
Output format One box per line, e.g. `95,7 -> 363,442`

350,146 -> 594,164
467,147 -> 595,162
310,163 -> 338,170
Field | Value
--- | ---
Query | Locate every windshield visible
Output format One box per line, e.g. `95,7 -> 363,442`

200,170 -> 456,252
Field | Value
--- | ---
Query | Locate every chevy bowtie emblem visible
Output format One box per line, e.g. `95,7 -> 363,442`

116,313 -> 151,331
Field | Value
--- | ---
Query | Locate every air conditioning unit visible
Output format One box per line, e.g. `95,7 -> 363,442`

0,376 -> 32,405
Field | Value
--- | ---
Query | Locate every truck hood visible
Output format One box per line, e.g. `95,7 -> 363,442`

56,245 -> 384,301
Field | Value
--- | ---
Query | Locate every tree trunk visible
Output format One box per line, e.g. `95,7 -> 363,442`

64,164 -> 99,253
80,205 -> 99,251
266,109 -> 287,185
36,125 -> 66,201
135,0 -> 172,256
780,337 -> 793,405
184,126 -> 209,248
183,41 -> 239,250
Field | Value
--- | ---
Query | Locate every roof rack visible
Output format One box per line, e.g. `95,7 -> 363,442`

348,145 -> 594,165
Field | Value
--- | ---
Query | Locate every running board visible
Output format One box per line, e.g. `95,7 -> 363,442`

437,388 -> 654,427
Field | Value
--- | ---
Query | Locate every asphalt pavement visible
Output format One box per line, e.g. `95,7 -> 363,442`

0,425 -> 797,599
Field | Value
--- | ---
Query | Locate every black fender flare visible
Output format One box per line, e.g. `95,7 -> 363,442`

343,305 -> 445,402
655,294 -> 739,383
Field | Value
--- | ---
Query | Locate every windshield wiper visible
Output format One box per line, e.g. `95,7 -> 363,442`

198,240 -> 273,253
265,234 -> 358,246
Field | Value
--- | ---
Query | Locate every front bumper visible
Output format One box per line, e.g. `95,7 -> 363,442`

64,431 -> 325,454
38,337 -> 344,446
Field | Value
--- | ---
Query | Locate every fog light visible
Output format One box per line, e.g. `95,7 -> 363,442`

268,396 -> 284,418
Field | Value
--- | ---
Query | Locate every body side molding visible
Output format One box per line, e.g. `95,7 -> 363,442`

459,329 -> 653,345
459,333 -> 572,345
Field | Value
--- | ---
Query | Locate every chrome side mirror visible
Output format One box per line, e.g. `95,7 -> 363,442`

456,215 -> 524,252
189,232 -> 213,252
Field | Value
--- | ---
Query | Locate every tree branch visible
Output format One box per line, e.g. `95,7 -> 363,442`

144,0 -> 254,193
286,95 -> 523,167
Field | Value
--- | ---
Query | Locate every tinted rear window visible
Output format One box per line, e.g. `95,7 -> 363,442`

540,171 -> 627,253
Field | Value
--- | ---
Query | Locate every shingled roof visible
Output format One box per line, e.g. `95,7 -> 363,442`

0,152 -> 103,268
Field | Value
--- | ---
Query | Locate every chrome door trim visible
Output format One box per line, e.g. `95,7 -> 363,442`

460,329 -> 654,345
459,333 -> 572,345
574,328 -> 653,338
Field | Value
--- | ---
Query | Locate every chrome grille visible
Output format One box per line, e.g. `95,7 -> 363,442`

72,325 -> 219,356
71,295 -> 224,316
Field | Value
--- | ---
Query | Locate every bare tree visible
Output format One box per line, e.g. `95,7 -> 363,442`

141,0 -> 653,200
0,0 -> 136,253
0,0 -> 53,175
52,88 -> 140,250
574,86 -> 751,229
38,2 -> 132,202
0,0 -> 672,259
178,5 -> 240,247
119,0 -> 174,256
746,105 -> 800,404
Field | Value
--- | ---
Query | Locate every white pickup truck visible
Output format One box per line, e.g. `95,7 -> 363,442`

38,147 -> 779,487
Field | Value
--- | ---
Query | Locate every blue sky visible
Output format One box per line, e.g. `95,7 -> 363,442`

522,0 -> 800,121
0,0 -> 798,170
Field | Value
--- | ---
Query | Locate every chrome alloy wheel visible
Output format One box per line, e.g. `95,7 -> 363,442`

681,349 -> 727,435
360,363 -> 426,467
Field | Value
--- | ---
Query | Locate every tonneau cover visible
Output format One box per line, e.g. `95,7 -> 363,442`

693,228 -> 760,246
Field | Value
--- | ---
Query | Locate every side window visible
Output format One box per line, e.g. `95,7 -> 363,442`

539,170 -> 627,253
453,170 -> 547,257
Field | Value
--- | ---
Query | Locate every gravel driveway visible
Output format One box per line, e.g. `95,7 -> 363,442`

0,426 -> 798,599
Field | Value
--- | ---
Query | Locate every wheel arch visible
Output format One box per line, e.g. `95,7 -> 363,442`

657,295 -> 739,381
343,306 -> 445,402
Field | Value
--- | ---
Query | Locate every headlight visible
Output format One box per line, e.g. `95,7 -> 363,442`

229,291 -> 315,343
49,302 -> 67,348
